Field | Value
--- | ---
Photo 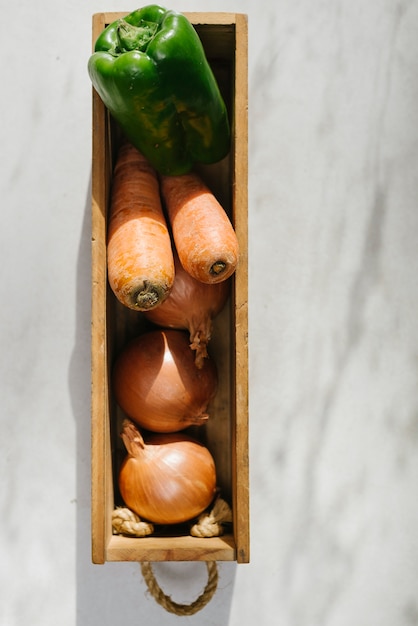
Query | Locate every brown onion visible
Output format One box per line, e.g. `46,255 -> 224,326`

144,251 -> 230,368
112,329 -> 218,433
119,420 -> 217,525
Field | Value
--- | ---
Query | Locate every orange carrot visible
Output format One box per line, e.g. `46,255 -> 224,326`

160,172 -> 239,284
107,142 -> 175,311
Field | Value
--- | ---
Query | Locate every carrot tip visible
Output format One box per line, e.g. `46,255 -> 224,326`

210,261 -> 227,276
131,282 -> 166,311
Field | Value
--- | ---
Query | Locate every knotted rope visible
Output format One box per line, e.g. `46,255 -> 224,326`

190,497 -> 233,537
112,507 -> 154,537
140,561 -> 218,616
112,497 -> 232,614
112,497 -> 232,539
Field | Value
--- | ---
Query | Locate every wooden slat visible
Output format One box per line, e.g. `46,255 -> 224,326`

91,14 -> 107,565
101,11 -> 239,25
106,534 -> 236,562
232,13 -> 250,564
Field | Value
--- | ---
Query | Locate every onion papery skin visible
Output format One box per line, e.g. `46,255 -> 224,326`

112,329 -> 218,433
119,422 -> 217,525
144,252 -> 230,368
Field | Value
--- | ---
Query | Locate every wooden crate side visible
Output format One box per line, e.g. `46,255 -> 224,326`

106,534 -> 236,562
91,12 -> 114,565
231,14 -> 250,564
100,11 -> 239,25
91,14 -> 106,564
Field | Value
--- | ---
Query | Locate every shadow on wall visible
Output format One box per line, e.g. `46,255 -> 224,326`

68,178 -> 238,625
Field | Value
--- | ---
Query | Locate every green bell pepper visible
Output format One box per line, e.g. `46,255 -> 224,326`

88,5 -> 231,175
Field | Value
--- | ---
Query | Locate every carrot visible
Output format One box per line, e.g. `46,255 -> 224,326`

160,172 -> 239,284
107,142 -> 175,311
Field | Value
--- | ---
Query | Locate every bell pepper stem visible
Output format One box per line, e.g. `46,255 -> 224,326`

117,19 -> 158,52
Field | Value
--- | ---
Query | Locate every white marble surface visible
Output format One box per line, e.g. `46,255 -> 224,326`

1,1 -> 418,624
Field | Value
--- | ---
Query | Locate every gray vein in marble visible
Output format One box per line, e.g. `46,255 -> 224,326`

280,4 -> 411,623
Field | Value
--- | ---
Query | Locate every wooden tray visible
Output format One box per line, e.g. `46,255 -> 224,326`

91,10 -> 249,563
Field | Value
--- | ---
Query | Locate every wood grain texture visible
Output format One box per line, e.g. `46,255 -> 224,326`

106,534 -> 236,562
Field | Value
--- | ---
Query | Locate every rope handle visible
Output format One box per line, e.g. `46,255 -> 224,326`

112,497 -> 232,614
140,561 -> 218,616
